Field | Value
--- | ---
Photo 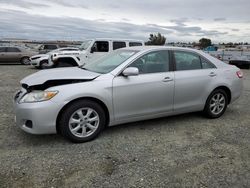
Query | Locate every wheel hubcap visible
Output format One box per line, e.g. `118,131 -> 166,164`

69,108 -> 99,138
209,93 -> 225,115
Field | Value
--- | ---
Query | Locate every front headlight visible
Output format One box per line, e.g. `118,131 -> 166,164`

19,91 -> 58,103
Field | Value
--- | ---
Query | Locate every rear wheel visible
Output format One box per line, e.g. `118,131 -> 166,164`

203,89 -> 228,118
59,100 -> 106,143
20,57 -> 30,65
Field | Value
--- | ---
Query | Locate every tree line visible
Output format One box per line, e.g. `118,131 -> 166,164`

145,33 -> 249,49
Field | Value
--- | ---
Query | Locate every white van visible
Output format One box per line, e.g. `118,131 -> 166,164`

49,38 -> 144,67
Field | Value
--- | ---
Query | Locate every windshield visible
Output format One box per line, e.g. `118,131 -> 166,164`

79,40 -> 92,51
82,50 -> 138,74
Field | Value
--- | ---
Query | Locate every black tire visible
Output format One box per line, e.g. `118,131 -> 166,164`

20,57 -> 30,65
59,100 -> 106,143
203,89 -> 228,118
39,60 -> 50,69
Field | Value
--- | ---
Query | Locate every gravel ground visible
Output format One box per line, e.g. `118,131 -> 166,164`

0,65 -> 250,188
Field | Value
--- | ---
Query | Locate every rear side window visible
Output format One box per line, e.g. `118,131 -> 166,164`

6,47 -> 21,52
174,51 -> 201,71
113,42 -> 126,50
129,42 -> 143,47
0,47 -> 5,52
201,57 -> 216,69
92,41 -> 109,52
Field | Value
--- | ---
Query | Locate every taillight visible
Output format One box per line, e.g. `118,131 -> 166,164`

236,71 -> 243,78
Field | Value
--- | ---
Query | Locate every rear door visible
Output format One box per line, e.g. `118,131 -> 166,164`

113,50 -> 174,121
173,50 -> 217,112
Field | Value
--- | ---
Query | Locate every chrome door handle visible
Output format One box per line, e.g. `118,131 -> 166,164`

162,77 -> 173,82
209,72 -> 217,77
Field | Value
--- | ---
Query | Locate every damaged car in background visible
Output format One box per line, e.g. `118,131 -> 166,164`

48,38 -> 144,68
14,46 -> 243,143
30,47 -> 79,69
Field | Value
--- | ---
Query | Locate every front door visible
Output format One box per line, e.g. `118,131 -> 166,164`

112,50 -> 174,121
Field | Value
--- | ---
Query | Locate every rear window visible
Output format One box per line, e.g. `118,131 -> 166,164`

113,41 -> 126,50
129,42 -> 143,47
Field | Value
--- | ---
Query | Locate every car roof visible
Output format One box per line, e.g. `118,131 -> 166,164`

121,45 -> 201,52
118,46 -> 229,68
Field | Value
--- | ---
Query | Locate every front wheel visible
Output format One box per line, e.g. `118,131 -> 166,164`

203,89 -> 228,118
59,100 -> 106,143
40,60 -> 51,69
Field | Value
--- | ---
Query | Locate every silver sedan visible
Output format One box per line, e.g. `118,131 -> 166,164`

14,46 -> 243,142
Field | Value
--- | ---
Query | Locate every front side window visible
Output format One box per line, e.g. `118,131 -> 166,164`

129,42 -> 143,47
129,50 -> 170,74
113,42 -> 126,50
92,41 -> 109,52
174,51 -> 201,71
6,47 -> 21,52
82,50 -> 137,74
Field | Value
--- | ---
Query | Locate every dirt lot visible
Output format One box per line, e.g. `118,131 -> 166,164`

0,65 -> 250,188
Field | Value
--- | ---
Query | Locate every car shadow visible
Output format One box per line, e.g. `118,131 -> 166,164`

104,112 -> 205,134
6,112 -> 206,147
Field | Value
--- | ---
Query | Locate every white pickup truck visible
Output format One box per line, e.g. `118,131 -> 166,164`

48,38 -> 144,67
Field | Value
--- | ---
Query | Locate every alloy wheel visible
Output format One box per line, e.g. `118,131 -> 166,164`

209,93 -> 226,115
68,108 -> 100,138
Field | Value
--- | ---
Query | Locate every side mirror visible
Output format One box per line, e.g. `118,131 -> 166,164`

90,46 -> 96,53
122,67 -> 139,77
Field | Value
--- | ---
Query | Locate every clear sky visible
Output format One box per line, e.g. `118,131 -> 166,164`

0,0 -> 249,43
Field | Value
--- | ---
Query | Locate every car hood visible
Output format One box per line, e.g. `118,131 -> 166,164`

21,67 -> 100,87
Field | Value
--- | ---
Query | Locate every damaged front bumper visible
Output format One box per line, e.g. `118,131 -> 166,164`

13,89 -> 62,134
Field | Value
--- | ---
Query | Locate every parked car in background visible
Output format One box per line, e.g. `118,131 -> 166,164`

30,47 -> 79,69
229,60 -> 250,69
0,46 -> 37,64
48,38 -> 144,67
14,46 -> 243,142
